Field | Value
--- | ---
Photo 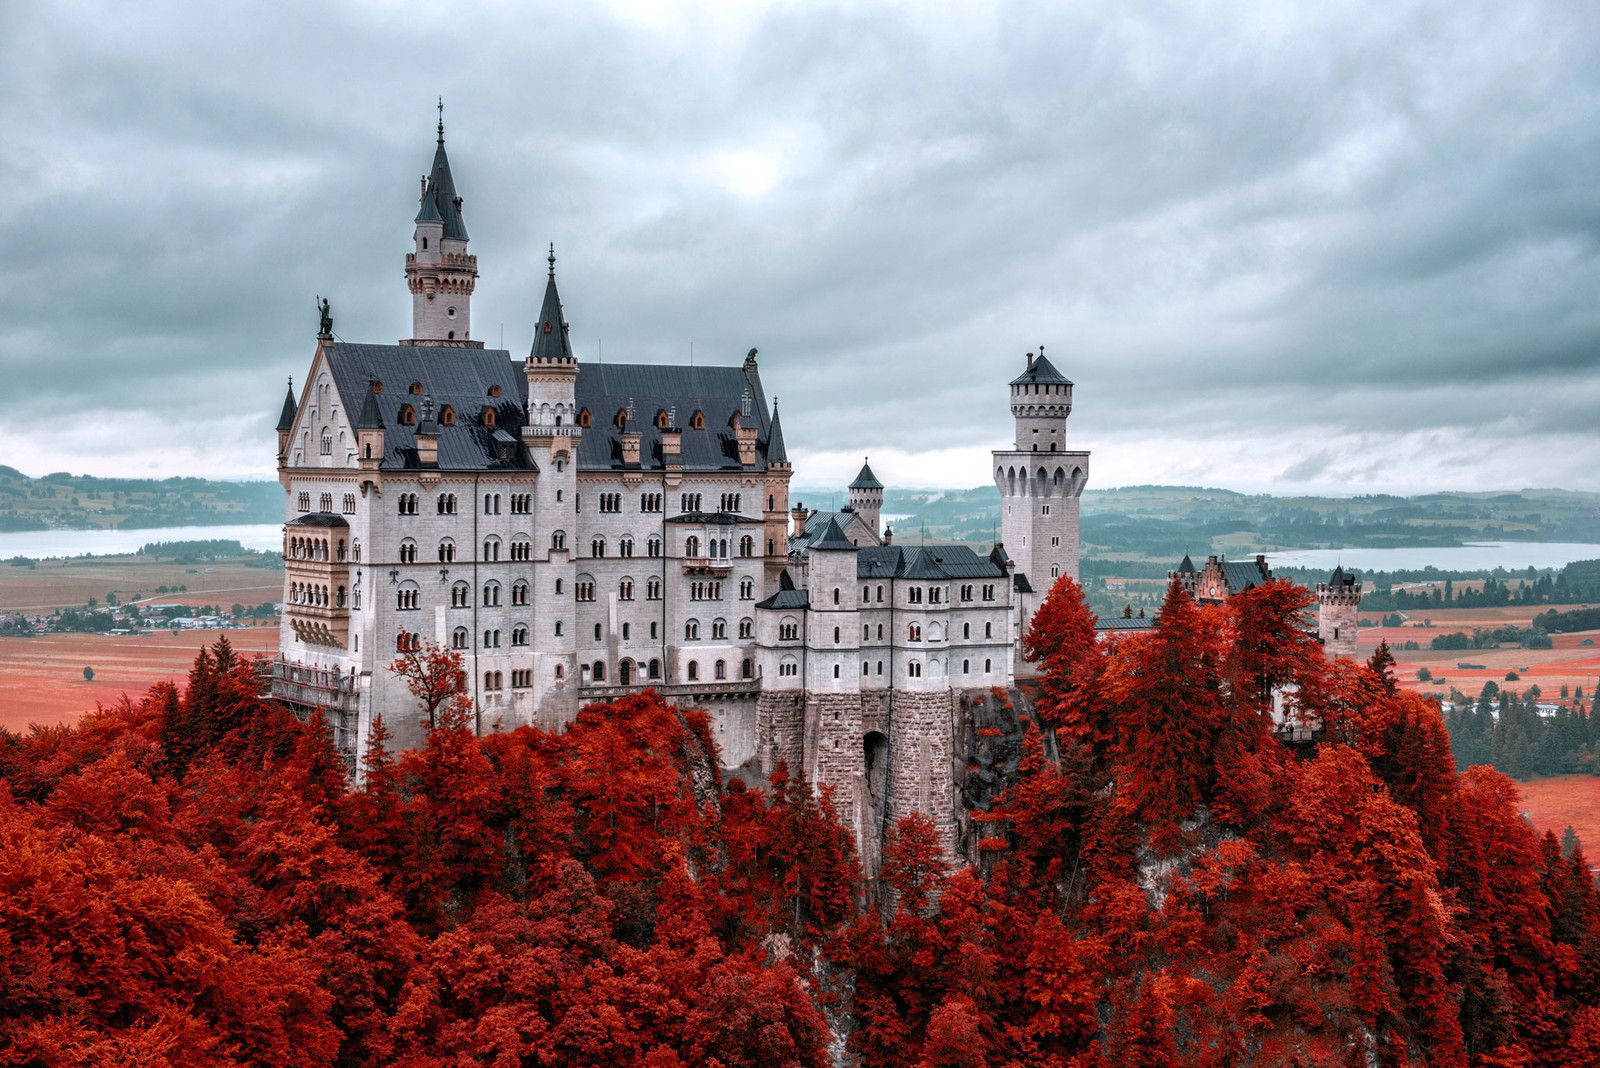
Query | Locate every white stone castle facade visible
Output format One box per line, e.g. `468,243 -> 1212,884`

271,119 -> 1088,860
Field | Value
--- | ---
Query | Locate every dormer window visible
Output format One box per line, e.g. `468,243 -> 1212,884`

410,382 -> 424,396
655,409 -> 670,429
398,404 -> 416,426
614,408 -> 628,430
578,408 -> 591,428
482,407 -> 497,427
487,384 -> 502,398
439,405 -> 456,427
690,410 -> 705,430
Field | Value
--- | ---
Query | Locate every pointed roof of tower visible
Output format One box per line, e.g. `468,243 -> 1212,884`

276,380 -> 297,431
355,380 -> 384,429
1010,347 -> 1072,387
850,458 -> 883,491
812,515 -> 855,551
766,398 -> 788,464
415,104 -> 468,241
1177,554 -> 1196,574
531,245 -> 573,359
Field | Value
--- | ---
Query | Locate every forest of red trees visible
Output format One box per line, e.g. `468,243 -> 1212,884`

2,576 -> 1598,1065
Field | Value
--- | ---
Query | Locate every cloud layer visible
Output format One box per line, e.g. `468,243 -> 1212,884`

1,1 -> 1596,493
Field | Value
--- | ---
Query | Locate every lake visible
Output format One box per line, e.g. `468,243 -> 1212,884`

0,523 -> 284,560
1265,541 -> 1600,574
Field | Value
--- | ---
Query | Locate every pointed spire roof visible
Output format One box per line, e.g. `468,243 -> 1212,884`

1009,346 -> 1072,387
812,515 -> 855,551
1178,554 -> 1196,573
531,245 -> 573,359
850,458 -> 882,491
355,381 -> 384,429
276,379 -> 297,431
415,103 -> 468,241
766,398 -> 788,464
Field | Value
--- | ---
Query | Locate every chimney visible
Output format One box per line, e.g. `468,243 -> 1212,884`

790,502 -> 807,539
883,524 -> 893,545
735,415 -> 758,466
621,431 -> 641,466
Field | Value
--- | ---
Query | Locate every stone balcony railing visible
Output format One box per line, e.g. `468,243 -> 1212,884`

681,557 -> 734,574
578,679 -> 759,702
267,658 -> 360,714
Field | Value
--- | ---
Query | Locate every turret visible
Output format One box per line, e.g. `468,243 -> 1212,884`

355,379 -> 385,469
1317,566 -> 1362,660
404,102 -> 480,347
848,458 -> 883,539
275,378 -> 297,462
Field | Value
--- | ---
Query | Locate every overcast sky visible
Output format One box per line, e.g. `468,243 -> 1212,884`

2,1 -> 1596,494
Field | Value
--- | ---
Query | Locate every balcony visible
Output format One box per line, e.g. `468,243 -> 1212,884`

682,557 -> 734,574
267,658 -> 360,716
579,679 -> 759,702
285,602 -> 350,646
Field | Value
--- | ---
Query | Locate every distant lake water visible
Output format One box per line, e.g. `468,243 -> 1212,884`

1266,542 -> 1600,574
0,523 -> 284,560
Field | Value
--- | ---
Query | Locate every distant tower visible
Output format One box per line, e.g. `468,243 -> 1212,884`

404,101 -> 480,347
1318,566 -> 1362,660
848,458 -> 883,540
993,347 -> 1089,632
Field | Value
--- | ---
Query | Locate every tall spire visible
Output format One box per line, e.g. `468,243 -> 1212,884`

767,397 -> 788,464
415,103 -> 467,241
531,245 -> 573,359
276,377 -> 297,431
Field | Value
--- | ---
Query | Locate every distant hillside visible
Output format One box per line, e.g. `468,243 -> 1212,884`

0,467 -> 280,531
792,484 -> 1600,560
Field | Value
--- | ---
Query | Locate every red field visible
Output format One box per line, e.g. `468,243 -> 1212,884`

1517,776 -> 1600,856
0,627 -> 278,732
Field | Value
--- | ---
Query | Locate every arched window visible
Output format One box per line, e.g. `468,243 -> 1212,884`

437,538 -> 455,563
409,381 -> 424,396
482,407 -> 497,427
590,536 -> 605,558
483,581 -> 501,606
686,536 -> 700,557
690,410 -> 705,429
512,625 -> 528,646
685,619 -> 700,640
614,408 -> 628,429
578,408 -> 591,428
619,578 -> 634,600
715,659 -> 727,680
552,530 -> 567,551
451,581 -> 470,608
591,660 -> 606,682
399,539 -> 417,563
648,658 -> 661,679
739,617 -> 753,639
488,384 -> 502,398
655,409 -> 670,429
741,657 -> 753,679
439,405 -> 456,426
511,580 -> 529,606
687,660 -> 699,682
739,535 -> 754,557
398,404 -> 416,426
451,627 -> 468,650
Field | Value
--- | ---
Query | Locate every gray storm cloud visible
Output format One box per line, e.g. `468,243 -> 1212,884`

0,0 -> 1595,492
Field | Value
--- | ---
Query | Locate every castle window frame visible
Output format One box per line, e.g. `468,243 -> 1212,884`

398,404 -> 416,426
342,493 -> 356,514
410,381 -> 424,396
739,617 -> 753,639
451,581 -> 470,608
685,619 -> 700,641
297,492 -> 310,512
398,539 -> 418,564
690,410 -> 705,430
488,384 -> 502,398
482,580 -> 501,606
482,407 -> 497,427
437,538 -> 456,563
712,618 -> 727,640
655,409 -> 670,430
439,405 -> 456,427
578,407 -> 591,428
451,627 -> 468,650
511,580 -> 529,605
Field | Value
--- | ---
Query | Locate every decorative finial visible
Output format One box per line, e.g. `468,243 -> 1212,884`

1039,342 -> 1045,358
547,242 -> 556,277
436,97 -> 444,144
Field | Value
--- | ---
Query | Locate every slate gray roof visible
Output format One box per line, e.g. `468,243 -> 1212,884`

416,132 -> 468,241
756,570 -> 810,610
855,543 -> 1006,580
277,384 -> 297,432
1009,353 -> 1072,387
1096,616 -> 1155,632
322,342 -> 530,471
666,511 -> 764,525
1327,565 -> 1358,586
811,516 -> 855,551
354,383 -> 384,429
1178,554 -> 1196,574
321,340 -> 775,475
766,400 -> 788,464
850,460 -> 883,491
288,512 -> 349,528
574,361 -> 776,473
531,260 -> 573,359
1220,559 -> 1270,593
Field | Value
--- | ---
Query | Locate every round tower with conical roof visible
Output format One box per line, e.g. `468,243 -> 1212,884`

848,458 -> 883,540
404,103 -> 480,346
1317,566 -> 1362,660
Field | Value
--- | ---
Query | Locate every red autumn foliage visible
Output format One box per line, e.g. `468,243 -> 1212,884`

4,581 -> 1598,1066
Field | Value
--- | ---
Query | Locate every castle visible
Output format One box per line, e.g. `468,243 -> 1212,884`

271,116 -> 1354,864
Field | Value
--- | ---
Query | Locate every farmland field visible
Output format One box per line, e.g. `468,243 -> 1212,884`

0,626 -> 278,732
1517,776 -> 1600,856
0,555 -> 280,612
